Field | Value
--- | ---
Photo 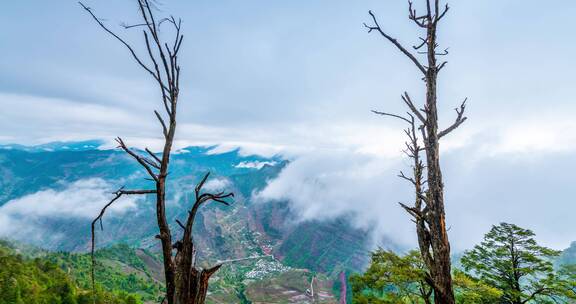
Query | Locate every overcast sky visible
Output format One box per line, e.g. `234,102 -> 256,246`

1,0 -> 575,251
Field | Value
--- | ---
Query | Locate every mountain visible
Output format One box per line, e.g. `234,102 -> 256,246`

0,140 -> 105,153
0,141 -> 369,302
558,242 -> 576,266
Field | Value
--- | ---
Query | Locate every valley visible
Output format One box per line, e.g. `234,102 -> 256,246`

0,141 -> 366,303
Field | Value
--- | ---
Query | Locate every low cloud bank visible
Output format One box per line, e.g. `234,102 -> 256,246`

0,178 -> 139,244
255,143 -> 576,252
254,151 -> 415,248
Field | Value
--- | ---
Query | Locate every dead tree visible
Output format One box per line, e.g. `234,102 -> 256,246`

80,1 -> 233,303
366,1 -> 467,303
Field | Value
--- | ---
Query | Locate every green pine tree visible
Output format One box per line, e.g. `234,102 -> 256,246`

461,222 -> 575,303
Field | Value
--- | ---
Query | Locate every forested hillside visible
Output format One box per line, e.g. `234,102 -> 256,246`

0,239 -> 344,303
0,240 -> 143,304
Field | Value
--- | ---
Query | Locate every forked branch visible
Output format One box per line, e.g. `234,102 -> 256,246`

189,172 -> 234,227
78,2 -> 166,89
438,98 -> 467,138
90,188 -> 156,297
401,92 -> 426,124
177,172 -> 234,253
116,137 -> 159,181
408,1 -> 429,28
435,3 -> 450,22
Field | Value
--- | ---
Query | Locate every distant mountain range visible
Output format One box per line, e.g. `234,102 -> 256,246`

0,140 -> 105,152
0,140 -> 370,302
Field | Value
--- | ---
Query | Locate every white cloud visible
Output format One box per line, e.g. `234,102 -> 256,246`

255,142 -> 576,252
0,179 -> 137,219
0,93 -> 145,145
484,118 -> 576,156
3,92 -> 576,162
203,178 -> 233,192
235,161 -> 278,169
254,151 -> 415,248
0,179 -> 140,242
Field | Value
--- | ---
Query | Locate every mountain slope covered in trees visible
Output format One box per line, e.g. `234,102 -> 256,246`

0,141 -> 365,302
0,240 -> 144,304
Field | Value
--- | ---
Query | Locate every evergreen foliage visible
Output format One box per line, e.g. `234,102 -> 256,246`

461,223 -> 576,303
350,250 -> 500,303
46,244 -> 162,301
0,241 -> 148,304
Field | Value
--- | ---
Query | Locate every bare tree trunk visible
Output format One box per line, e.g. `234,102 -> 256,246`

423,30 -> 454,304
366,1 -> 467,303
80,1 -> 233,303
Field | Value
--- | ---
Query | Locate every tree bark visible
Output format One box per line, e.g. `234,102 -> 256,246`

424,25 -> 455,304
366,1 -> 466,303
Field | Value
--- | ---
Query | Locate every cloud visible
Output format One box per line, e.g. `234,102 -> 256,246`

482,117 -> 576,156
442,147 -> 576,251
0,179 -> 140,243
254,151 -> 415,248
5,1 -> 576,160
437,106 -> 576,160
255,140 -> 576,252
0,179 -> 137,219
0,93 -> 146,144
203,178 -> 233,192
235,161 -> 278,169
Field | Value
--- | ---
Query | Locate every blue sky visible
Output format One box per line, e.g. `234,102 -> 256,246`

1,0 -> 576,250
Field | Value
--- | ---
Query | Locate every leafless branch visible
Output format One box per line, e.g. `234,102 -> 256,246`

372,110 -> 412,124
145,148 -> 162,164
417,48 -> 448,56
91,188 -> 156,297
116,137 -> 159,181
120,22 -> 151,29
175,219 -> 186,230
194,173 -> 234,207
401,92 -> 427,124
400,202 -> 423,219
154,110 -> 169,137
413,37 -> 428,50
78,2 -> 166,89
399,171 -> 417,185
408,1 -> 429,28
364,10 -> 427,75
438,98 -> 467,138
436,4 -> 450,22
437,61 -> 448,72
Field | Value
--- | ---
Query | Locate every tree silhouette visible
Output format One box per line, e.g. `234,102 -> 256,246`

79,1 -> 233,303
